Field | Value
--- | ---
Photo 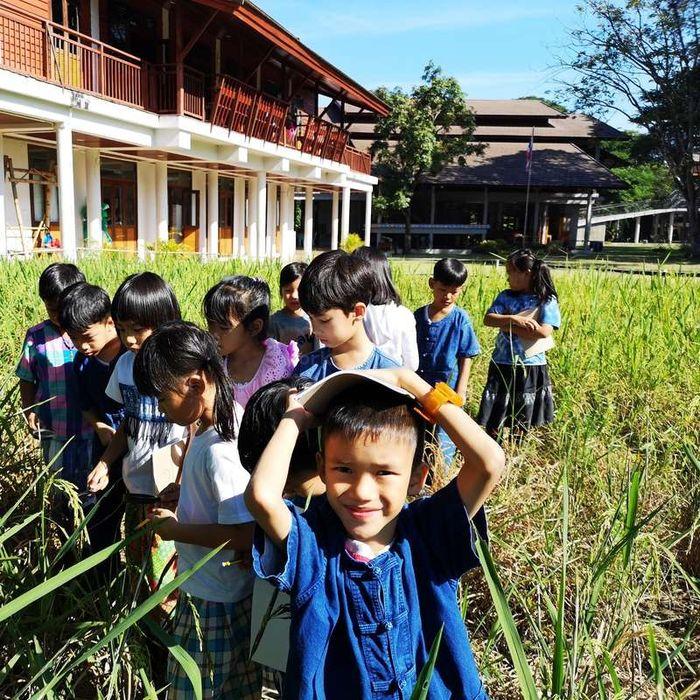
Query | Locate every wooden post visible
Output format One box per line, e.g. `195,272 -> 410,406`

174,3 -> 184,115
583,190 -> 594,249
0,137 -> 6,258
233,177 -> 245,257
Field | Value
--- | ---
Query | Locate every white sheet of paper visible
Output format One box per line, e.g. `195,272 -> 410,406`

515,307 -> 555,358
250,578 -> 291,672
151,442 -> 182,496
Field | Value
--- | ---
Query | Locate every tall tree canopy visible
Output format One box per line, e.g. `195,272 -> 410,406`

372,62 -> 482,252
559,0 -> 700,253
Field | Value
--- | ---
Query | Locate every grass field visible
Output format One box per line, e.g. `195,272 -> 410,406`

0,253 -> 698,699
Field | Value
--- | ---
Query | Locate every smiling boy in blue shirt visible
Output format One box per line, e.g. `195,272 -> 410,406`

245,368 -> 505,699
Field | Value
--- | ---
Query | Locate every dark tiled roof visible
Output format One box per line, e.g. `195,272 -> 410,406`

420,142 -> 625,190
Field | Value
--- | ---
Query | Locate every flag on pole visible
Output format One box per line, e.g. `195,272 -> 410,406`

525,129 -> 534,173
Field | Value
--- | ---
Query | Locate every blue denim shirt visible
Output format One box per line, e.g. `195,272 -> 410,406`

293,346 -> 400,382
487,290 -> 561,366
253,480 -> 489,699
415,305 -> 481,389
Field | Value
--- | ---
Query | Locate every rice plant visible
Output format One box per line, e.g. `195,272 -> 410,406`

0,254 -> 697,698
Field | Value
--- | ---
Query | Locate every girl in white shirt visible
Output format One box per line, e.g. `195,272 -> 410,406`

353,246 -> 419,369
134,321 -> 261,700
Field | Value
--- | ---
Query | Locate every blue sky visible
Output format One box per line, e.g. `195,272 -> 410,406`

256,0 -> 630,130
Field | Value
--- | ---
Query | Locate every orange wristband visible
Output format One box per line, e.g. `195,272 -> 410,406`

415,382 -> 464,424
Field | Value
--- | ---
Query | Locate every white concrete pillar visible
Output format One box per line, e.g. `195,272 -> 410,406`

331,190 -> 339,250
286,185 -> 296,259
255,170 -> 267,260
192,171 -> 207,258
207,170 -> 219,259
267,182 -> 277,258
583,191 -> 594,249
90,0 -> 100,39
364,190 -> 372,246
155,161 -> 168,245
0,136 -> 6,257
341,186 -> 351,245
278,183 -> 289,261
56,122 -> 77,261
73,150 -> 87,250
136,161 -> 156,260
248,177 -> 258,260
667,213 -> 674,243
234,177 -> 245,257
304,186 -> 313,258
86,149 -> 102,250
633,216 -> 641,243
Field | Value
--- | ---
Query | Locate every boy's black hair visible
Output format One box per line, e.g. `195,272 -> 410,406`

433,258 -> 467,287
322,386 -> 425,470
507,248 -> 558,303
352,246 -> 401,305
38,263 -> 86,302
58,283 -> 112,334
133,321 -> 237,442
298,250 -> 373,315
238,377 -> 316,475
111,272 -> 181,328
203,276 -> 270,342
280,262 -> 308,290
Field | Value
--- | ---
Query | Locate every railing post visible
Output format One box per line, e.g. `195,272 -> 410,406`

176,62 -> 184,115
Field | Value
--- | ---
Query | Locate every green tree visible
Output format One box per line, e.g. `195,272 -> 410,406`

372,62 -> 482,252
559,0 -> 700,253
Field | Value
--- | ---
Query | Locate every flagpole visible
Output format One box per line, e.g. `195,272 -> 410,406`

522,127 -> 534,249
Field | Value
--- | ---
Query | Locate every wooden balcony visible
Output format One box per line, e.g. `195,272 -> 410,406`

0,4 -> 145,108
0,4 -> 372,174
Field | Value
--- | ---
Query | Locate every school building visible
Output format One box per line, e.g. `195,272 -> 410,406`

0,0 -> 386,260
342,99 -> 629,251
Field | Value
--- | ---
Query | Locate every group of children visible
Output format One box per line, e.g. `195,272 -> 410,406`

16,247 -> 560,699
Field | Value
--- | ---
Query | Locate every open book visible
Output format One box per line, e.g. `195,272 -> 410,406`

515,307 -> 555,358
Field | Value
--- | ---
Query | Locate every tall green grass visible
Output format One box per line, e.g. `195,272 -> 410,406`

0,253 -> 698,698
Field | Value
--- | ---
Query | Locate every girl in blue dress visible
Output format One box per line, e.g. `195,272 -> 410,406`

477,249 -> 561,438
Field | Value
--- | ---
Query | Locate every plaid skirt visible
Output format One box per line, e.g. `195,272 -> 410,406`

168,594 -> 262,700
477,362 -> 555,435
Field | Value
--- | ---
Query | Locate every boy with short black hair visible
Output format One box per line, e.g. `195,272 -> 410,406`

294,250 -> 399,381
59,282 -> 126,562
245,368 -> 505,698
415,257 -> 481,467
16,263 -> 93,487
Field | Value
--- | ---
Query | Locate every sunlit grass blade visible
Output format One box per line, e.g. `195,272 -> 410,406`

647,624 -> 664,700
551,464 -> 569,697
142,617 -> 202,700
0,530 -> 145,623
28,543 -> 226,700
410,624 -> 444,700
0,511 -> 40,547
475,534 -> 538,699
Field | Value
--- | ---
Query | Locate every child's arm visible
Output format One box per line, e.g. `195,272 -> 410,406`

82,409 -> 116,447
18,379 -> 39,433
454,357 -> 472,401
244,397 -> 314,549
484,313 -> 552,339
381,369 -> 505,517
147,509 -> 254,551
87,423 -> 127,492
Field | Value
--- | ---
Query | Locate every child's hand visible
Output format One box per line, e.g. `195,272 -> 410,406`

95,422 -> 116,447
158,482 -> 180,510
284,389 -> 317,431
148,507 -> 178,540
510,315 -> 539,332
87,460 -> 110,493
24,411 -> 40,438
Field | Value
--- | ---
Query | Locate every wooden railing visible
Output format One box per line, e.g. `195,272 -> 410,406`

148,64 -> 206,119
342,145 -> 372,175
0,3 -> 145,108
211,74 -> 289,144
297,114 -> 349,162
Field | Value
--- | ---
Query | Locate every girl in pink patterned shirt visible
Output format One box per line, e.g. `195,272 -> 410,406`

204,276 -> 298,409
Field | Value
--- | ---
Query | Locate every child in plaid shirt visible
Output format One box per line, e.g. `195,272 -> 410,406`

16,263 -> 93,488
134,321 -> 261,700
